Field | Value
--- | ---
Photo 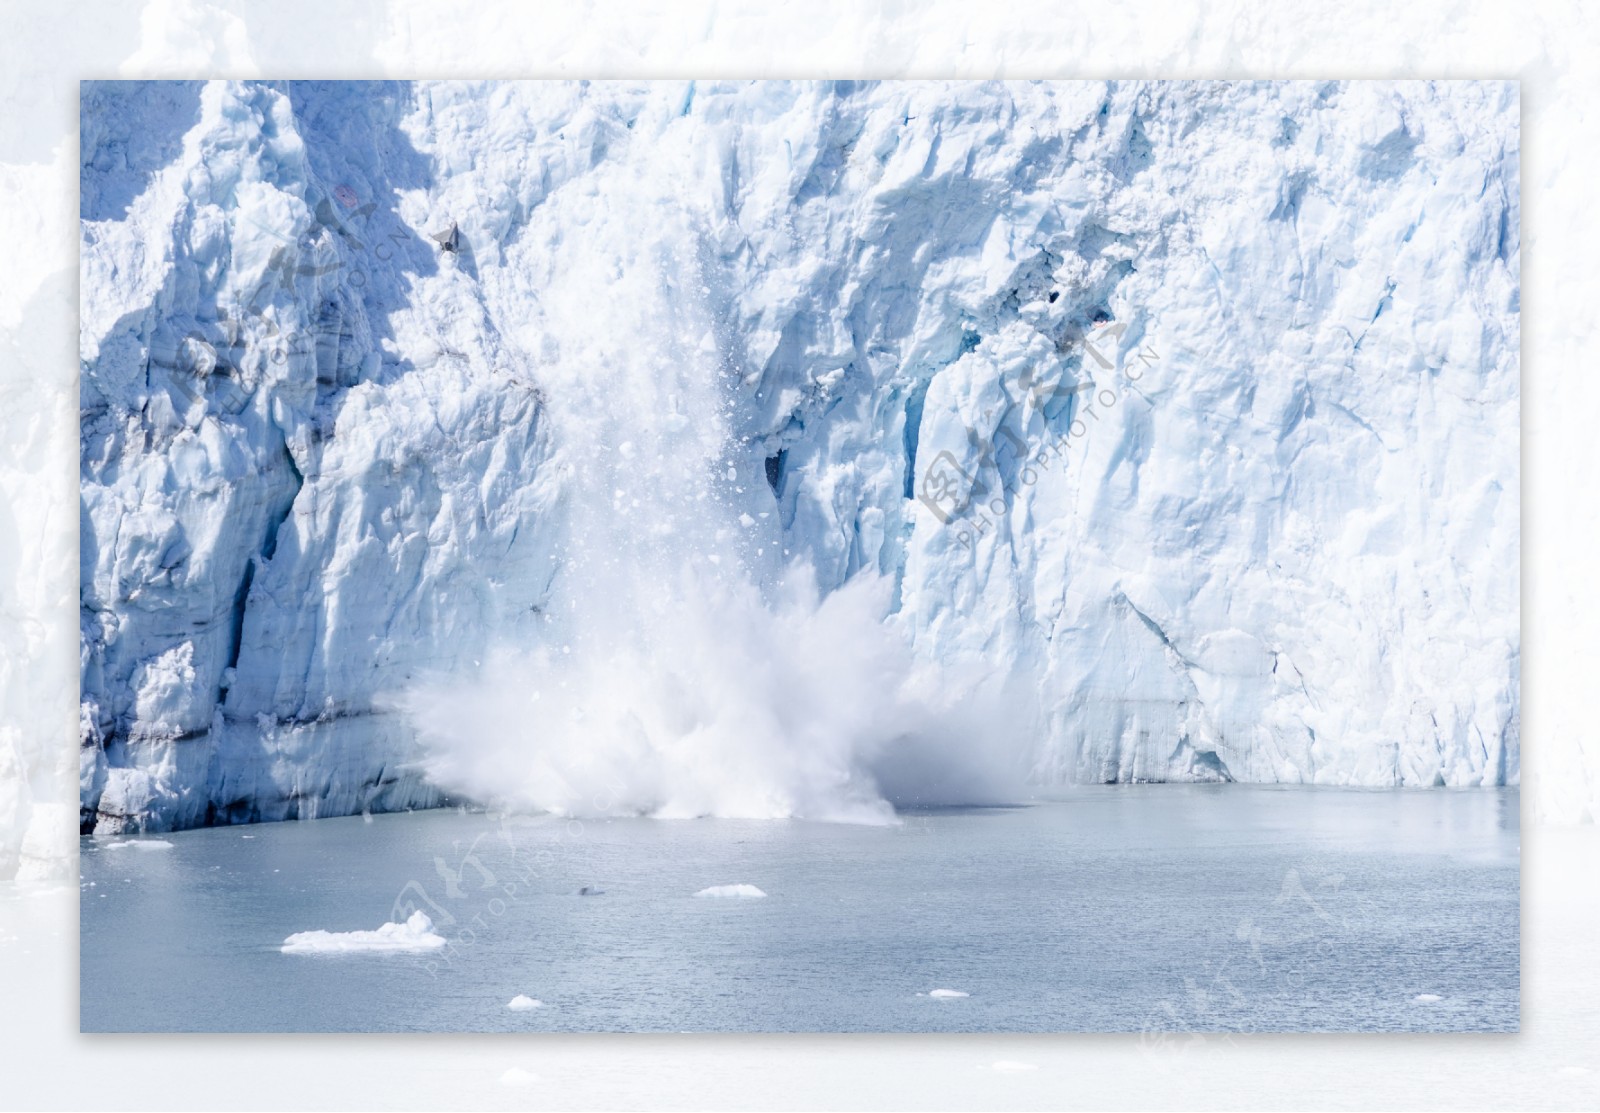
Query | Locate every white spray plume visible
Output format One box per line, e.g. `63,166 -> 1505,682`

398,104 -> 1036,823
403,563 -> 1037,824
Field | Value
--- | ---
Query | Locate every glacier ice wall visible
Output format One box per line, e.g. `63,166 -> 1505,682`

78,80 -> 1519,832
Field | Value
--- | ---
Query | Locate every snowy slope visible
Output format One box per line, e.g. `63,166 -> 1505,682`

78,80 -> 1519,832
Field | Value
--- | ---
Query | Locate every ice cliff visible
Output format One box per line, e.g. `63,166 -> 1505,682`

78,80 -> 1519,832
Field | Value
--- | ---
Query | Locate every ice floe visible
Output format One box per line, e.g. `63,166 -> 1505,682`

694,884 -> 767,899
280,910 -> 447,954
100,839 -> 174,851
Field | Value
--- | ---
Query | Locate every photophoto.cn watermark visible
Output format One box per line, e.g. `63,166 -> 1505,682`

917,318 -> 1161,548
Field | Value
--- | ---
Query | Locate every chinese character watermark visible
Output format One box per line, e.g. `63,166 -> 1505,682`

1136,862 -> 1378,1056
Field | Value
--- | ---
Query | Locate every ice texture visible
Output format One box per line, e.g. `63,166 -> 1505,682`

280,910 -> 446,954
79,80 -> 1519,833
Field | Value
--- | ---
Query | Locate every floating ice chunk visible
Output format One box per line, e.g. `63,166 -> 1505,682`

1412,993 -> 1443,1003
280,910 -> 447,954
507,995 -> 542,1010
694,884 -> 767,899
928,988 -> 969,998
499,1068 -> 540,1086
101,839 -> 174,850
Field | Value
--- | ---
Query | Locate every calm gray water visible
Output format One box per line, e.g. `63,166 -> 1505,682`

80,786 -> 1518,1032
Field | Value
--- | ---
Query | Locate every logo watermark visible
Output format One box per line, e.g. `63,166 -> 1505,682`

917,318 -> 1160,548
388,810 -> 590,979
392,761 -> 630,978
1136,862 -> 1379,1054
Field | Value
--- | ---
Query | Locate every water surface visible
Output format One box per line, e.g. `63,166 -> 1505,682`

79,785 -> 1519,1032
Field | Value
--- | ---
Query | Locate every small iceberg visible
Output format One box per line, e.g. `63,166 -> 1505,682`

499,1067 -> 539,1087
1412,993 -> 1443,1003
694,884 -> 767,899
507,995 -> 542,1010
101,839 -> 174,851
281,910 -> 447,954
928,988 -> 969,999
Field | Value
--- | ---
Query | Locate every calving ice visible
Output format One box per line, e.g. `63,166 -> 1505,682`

79,79 -> 1518,834
77,78 -> 1519,1036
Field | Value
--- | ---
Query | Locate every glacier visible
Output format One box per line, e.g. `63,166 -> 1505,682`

78,79 -> 1519,833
